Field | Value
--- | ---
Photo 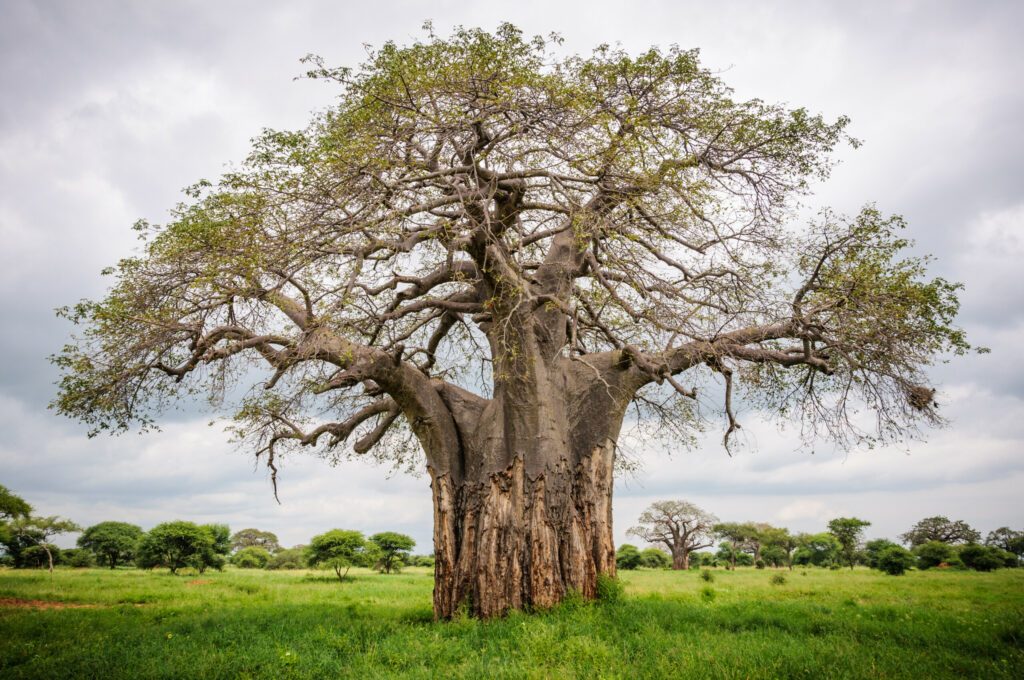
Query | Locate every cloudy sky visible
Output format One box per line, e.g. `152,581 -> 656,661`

1,1 -> 1022,551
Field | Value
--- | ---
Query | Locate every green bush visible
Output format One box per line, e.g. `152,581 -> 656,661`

755,559 -> 766,569
266,548 -> 307,570
876,545 -> 915,575
770,573 -> 787,585
616,544 -> 642,570
960,544 -> 1007,572
639,547 -> 670,569
231,546 -> 271,569
65,548 -> 96,568
914,540 -> 957,569
700,569 -> 714,583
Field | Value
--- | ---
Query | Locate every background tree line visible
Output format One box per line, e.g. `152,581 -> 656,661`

616,499 -> 1022,576
0,484 -> 432,577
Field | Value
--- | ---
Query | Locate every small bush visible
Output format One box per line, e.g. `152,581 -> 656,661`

596,573 -> 624,603
755,559 -> 766,570
770,573 -> 787,585
699,585 -> 716,603
959,544 -> 1006,572
877,545 -> 915,575
700,569 -> 714,583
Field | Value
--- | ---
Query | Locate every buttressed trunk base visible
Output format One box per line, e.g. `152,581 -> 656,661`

430,440 -> 617,619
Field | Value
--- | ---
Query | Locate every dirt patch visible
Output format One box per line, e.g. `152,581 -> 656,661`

186,579 -> 213,586
0,597 -> 100,610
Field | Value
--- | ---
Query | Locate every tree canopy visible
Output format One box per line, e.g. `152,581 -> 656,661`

900,517 -> 981,547
77,521 -> 143,568
368,531 -> 416,573
827,517 -> 871,569
52,23 -> 971,479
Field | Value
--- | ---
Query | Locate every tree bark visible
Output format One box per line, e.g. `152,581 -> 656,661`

425,352 -> 631,619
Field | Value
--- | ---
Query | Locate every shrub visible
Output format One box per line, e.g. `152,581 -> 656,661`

755,559 -> 766,569
913,540 -> 956,569
959,544 -> 1006,572
876,545 -> 915,575
615,544 -> 642,570
266,547 -> 307,570
770,573 -> 787,585
699,585 -> 716,603
231,546 -> 271,569
700,569 -> 714,582
65,548 -> 96,568
639,547 -> 670,569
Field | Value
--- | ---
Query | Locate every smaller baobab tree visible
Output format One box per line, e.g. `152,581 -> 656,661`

628,500 -> 717,570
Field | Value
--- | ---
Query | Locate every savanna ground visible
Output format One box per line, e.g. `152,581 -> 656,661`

0,566 -> 1021,679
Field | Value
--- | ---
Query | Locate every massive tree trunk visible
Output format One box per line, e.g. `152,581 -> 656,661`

425,345 -> 632,619
673,550 -> 690,571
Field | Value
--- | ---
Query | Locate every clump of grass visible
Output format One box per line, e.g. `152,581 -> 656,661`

700,569 -> 715,583
595,573 -> 624,603
770,573 -> 787,586
699,585 -> 716,603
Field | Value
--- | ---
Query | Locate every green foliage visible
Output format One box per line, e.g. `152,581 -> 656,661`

986,527 -> 1024,562
876,545 -> 916,575
78,521 -> 143,569
64,548 -> 97,568
306,530 -> 379,581
639,547 -> 671,569
230,528 -> 281,554
231,546 -> 272,569
368,532 -> 415,574
960,544 -> 1012,572
615,544 -> 642,570
0,483 -> 31,520
792,532 -> 840,567
136,521 -> 215,574
700,569 -> 715,583
770,573 -> 788,585
265,547 -> 308,570
827,517 -> 871,569
864,539 -> 900,569
913,540 -> 959,570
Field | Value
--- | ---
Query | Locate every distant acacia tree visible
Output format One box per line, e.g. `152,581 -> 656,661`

52,25 -> 973,618
714,522 -> 771,568
628,501 -> 717,570
8,516 -> 81,573
307,530 -> 379,581
985,528 -> 1023,563
899,517 -> 980,547
827,517 -> 871,570
369,532 -> 416,574
137,521 -> 214,574
78,521 -> 143,568
230,528 -> 281,554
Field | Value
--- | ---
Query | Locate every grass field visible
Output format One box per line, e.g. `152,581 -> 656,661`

1,565 -> 1022,679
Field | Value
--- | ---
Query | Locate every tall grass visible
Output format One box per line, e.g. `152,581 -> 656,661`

1,566 -> 1021,678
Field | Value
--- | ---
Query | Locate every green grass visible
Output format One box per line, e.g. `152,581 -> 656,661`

1,566 -> 1021,678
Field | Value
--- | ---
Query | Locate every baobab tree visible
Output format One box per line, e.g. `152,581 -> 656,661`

53,25 -> 972,619
628,500 -> 717,570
